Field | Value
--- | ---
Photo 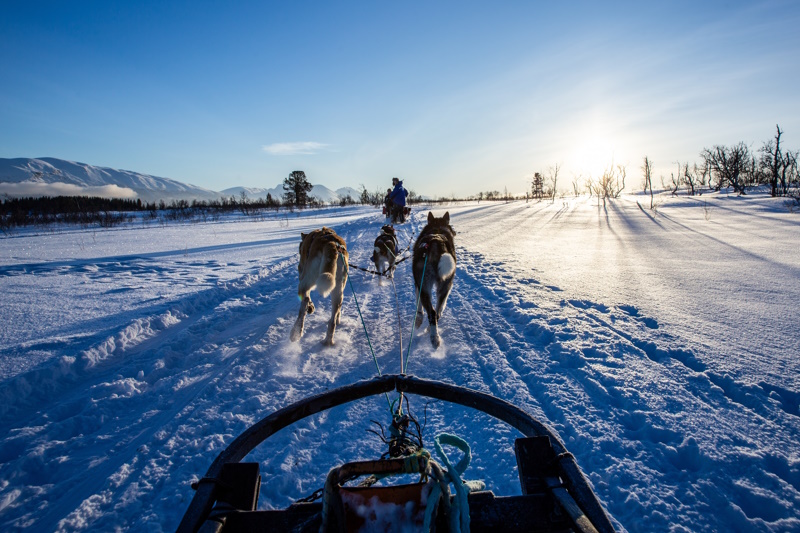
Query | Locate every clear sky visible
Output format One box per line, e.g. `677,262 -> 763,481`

2,1 -> 799,197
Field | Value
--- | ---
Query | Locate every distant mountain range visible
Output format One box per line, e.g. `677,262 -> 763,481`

0,157 -> 362,204
220,185 -> 361,204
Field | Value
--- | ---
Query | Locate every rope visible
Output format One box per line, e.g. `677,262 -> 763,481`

339,228 -> 416,411
422,433 -> 485,533
348,262 -> 390,277
391,276 -> 403,371
347,232 -> 414,278
381,239 -> 399,258
339,253 -> 392,410
404,251 -> 428,374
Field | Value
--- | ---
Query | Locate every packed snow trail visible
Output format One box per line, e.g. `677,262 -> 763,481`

1,197 -> 799,532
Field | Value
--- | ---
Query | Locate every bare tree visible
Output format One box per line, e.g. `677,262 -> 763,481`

571,174 -> 582,197
683,163 -> 700,196
548,164 -> 560,203
785,151 -> 799,196
701,143 -> 753,194
641,156 -> 654,208
669,162 -> 682,196
759,124 -> 796,197
586,175 -> 599,199
696,161 -> 710,191
239,190 -> 251,215
595,164 -> 626,206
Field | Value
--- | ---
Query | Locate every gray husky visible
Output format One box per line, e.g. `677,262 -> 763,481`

412,212 -> 456,348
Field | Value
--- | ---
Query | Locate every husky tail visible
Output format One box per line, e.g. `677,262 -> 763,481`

316,244 -> 339,297
428,239 -> 455,280
437,252 -> 455,280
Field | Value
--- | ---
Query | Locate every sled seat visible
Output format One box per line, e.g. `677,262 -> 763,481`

320,456 -> 442,532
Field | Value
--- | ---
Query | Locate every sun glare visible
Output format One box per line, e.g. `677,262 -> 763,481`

568,134 -> 618,179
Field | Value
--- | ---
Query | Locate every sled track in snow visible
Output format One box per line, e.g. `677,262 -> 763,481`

0,257 -> 310,530
4,201 -> 799,532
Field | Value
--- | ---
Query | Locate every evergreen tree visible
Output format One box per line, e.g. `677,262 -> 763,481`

283,170 -> 313,207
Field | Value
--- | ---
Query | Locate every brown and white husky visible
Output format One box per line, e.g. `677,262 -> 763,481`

372,224 -> 399,281
412,212 -> 456,348
290,227 -> 348,346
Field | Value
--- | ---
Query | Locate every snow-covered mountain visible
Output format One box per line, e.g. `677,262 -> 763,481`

221,184 -> 362,204
0,157 -> 221,203
219,185 -> 284,201
0,157 -> 364,204
334,186 -> 361,201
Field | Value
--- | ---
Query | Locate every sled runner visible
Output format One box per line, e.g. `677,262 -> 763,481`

178,374 -> 616,533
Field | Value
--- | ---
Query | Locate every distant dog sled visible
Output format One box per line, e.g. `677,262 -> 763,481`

382,204 -> 411,224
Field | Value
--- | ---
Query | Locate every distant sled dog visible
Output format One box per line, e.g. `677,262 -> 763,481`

290,227 -> 348,346
372,224 -> 399,281
412,211 -> 456,348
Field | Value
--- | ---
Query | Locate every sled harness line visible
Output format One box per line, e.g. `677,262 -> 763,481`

390,275 -> 404,387
348,253 -> 413,277
347,262 -> 394,277
404,249 -> 428,374
336,227 -> 420,415
338,252 -> 392,410
382,241 -> 398,258
346,232 -> 415,278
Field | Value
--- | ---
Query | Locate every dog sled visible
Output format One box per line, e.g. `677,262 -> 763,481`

177,374 -> 616,533
383,204 -> 411,223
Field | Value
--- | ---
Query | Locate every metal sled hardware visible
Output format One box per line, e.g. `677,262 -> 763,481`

178,374 -> 616,533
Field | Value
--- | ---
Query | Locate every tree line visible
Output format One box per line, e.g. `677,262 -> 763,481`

518,124 -> 800,208
5,126 -> 797,232
638,125 -> 799,208
0,170 -> 425,231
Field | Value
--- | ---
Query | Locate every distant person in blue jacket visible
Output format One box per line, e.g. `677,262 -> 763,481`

388,177 -> 408,223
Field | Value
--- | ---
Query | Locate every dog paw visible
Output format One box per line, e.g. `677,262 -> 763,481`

290,327 -> 302,342
322,337 -> 335,347
415,314 -> 424,328
307,302 -> 315,314
431,334 -> 441,349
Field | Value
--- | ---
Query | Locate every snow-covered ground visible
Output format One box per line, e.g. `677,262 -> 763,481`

1,193 -> 799,532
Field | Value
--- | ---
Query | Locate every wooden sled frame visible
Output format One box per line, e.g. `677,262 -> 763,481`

177,374 -> 616,533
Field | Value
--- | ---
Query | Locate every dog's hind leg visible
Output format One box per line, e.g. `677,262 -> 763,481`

290,294 -> 312,342
427,291 -> 442,348
414,276 -> 434,329
435,276 -> 454,320
377,257 -> 386,285
413,261 -> 432,329
323,266 -> 347,346
418,288 -> 441,347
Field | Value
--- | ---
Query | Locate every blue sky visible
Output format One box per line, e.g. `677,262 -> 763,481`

1,1 -> 799,197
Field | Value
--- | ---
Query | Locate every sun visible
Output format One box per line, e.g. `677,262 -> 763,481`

558,114 -> 629,179
568,133 -> 618,179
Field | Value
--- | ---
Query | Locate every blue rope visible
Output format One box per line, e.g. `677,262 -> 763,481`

422,433 -> 485,533
391,276 -> 404,378
339,254 -> 392,410
404,252 -> 428,374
